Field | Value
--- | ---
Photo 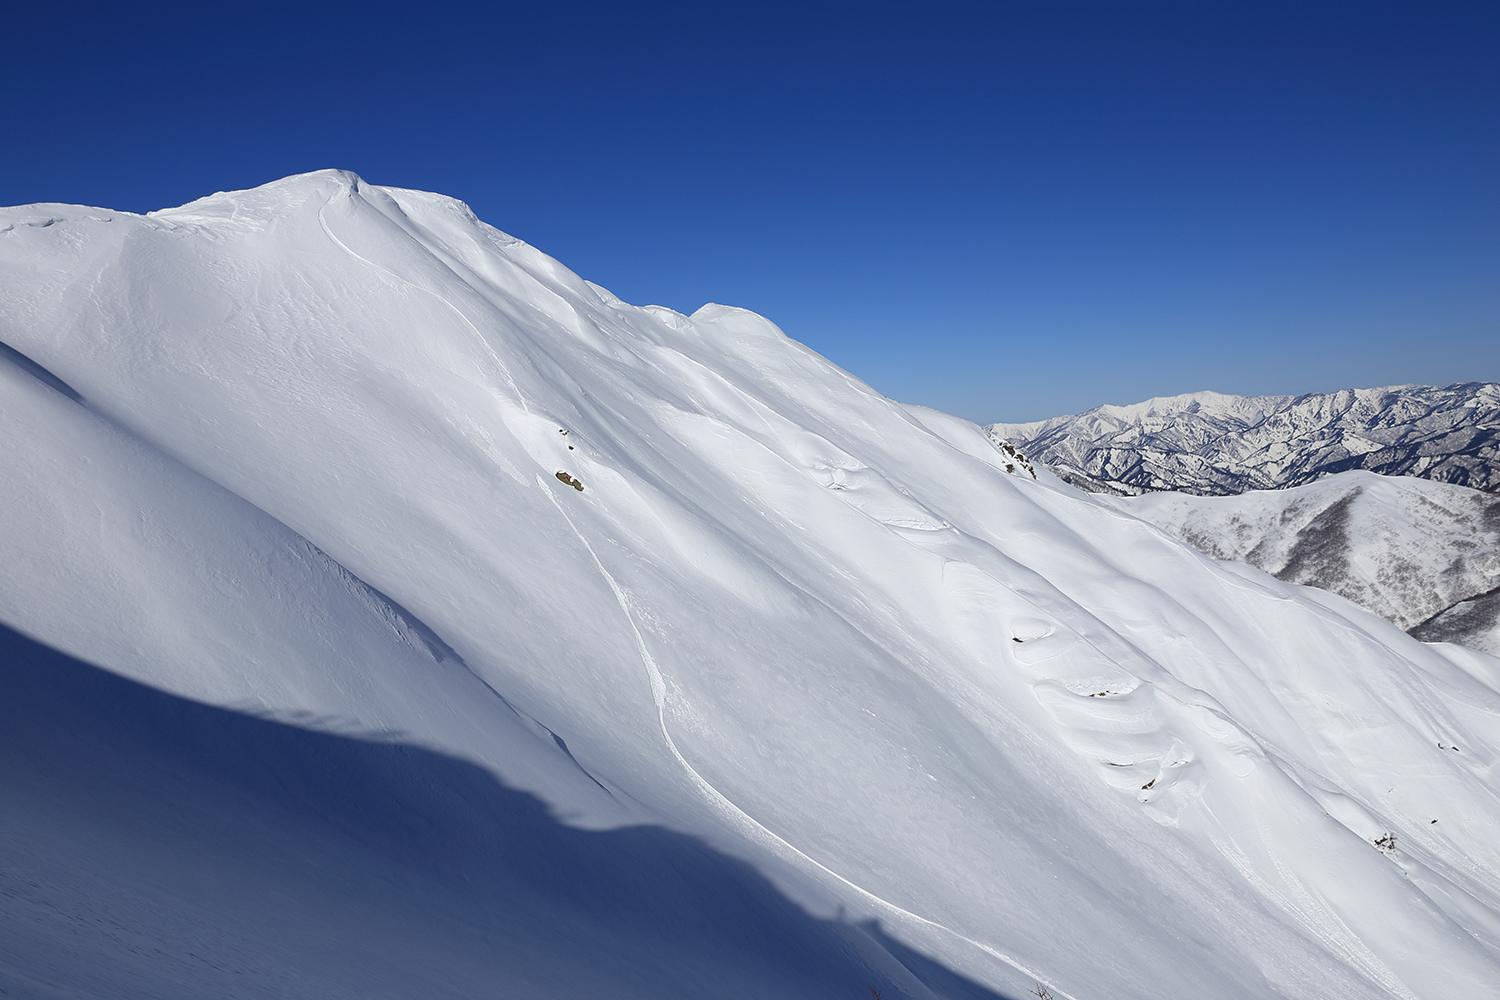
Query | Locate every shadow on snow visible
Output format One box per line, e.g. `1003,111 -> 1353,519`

0,621 -> 1014,1000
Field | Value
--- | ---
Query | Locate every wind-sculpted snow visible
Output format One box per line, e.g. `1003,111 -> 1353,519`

2,171 -> 1500,999
989,385 -> 1500,496
1119,471 -> 1500,652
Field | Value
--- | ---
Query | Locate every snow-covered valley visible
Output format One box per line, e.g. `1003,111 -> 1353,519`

3,171 -> 1499,1000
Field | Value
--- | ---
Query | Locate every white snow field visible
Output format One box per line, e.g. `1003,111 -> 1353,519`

2,171 -> 1498,1000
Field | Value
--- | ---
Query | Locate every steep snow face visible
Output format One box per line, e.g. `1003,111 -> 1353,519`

3,171 -> 1500,1000
1117,470 -> 1500,641
989,385 -> 1500,495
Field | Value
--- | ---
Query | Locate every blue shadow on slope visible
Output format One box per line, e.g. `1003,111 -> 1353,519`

0,621 -> 1015,1000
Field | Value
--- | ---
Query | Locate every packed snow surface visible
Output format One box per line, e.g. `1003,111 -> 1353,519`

3,171 -> 1500,999
989,385 -> 1500,495
1118,470 -> 1500,646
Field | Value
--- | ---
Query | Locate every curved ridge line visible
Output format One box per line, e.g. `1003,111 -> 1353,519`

538,475 -> 1068,999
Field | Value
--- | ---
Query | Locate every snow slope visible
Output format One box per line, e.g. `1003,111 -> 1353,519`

988,386 -> 1500,495
1117,470 -> 1500,649
0,621 -> 918,1000
3,171 -> 1500,1000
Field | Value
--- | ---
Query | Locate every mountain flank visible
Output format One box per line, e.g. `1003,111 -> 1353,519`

3,171 -> 1498,999
1119,471 -> 1500,655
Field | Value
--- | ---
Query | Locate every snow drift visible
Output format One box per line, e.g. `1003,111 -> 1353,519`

2,171 -> 1499,1000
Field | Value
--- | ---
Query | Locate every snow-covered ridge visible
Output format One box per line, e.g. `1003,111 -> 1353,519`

989,384 -> 1500,495
1119,470 -> 1500,653
3,171 -> 1500,999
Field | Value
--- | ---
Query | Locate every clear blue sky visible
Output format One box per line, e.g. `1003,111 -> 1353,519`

5,1 -> 1496,422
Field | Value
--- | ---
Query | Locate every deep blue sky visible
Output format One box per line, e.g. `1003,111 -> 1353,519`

5,1 -> 1496,422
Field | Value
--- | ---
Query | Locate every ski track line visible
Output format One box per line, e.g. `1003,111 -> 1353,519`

317,198 -> 529,413
326,183 -> 1062,996
539,476 -> 1072,1000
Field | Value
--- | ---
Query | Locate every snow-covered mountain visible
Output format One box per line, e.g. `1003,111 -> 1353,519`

988,385 -> 1500,496
1118,470 -> 1500,653
1412,587 -> 1500,655
3,171 -> 1500,1000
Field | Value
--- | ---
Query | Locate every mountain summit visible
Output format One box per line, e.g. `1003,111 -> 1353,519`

2,171 -> 1498,999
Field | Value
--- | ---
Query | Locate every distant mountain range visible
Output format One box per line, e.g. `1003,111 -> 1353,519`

987,385 -> 1500,654
988,383 -> 1500,496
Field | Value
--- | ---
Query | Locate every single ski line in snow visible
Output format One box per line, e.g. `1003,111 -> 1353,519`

316,196 -> 529,412
539,475 -> 1071,999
